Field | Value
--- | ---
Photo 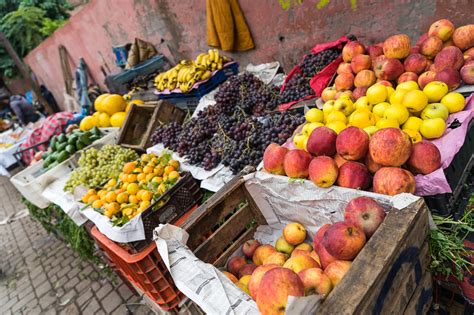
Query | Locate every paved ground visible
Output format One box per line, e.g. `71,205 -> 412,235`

0,173 -> 154,314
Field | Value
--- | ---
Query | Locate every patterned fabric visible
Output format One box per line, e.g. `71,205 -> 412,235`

19,112 -> 73,164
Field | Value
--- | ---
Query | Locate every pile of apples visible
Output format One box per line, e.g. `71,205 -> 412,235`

223,196 -> 386,314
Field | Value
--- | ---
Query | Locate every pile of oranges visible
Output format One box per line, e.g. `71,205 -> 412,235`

81,152 -> 181,225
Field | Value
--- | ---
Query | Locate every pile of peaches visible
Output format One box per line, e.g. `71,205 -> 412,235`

223,196 -> 386,314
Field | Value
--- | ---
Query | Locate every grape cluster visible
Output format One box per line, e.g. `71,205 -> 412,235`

64,145 -> 138,192
150,122 -> 183,149
278,73 -> 314,104
300,48 -> 340,77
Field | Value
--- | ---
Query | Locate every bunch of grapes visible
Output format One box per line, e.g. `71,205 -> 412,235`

64,145 -> 138,192
300,48 -> 340,77
150,122 -> 183,150
278,73 -> 315,104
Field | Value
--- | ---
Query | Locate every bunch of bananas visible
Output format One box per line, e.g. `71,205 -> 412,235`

154,49 -> 231,93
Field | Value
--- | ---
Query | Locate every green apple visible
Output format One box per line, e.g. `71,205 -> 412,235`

421,103 -> 449,121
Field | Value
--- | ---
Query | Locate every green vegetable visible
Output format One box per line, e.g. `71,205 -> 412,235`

65,144 -> 76,154
56,151 -> 68,163
79,134 -> 91,145
49,136 -> 57,150
57,134 -> 67,143
67,134 -> 78,145
56,142 -> 67,152
91,126 -> 102,137
76,141 -> 86,150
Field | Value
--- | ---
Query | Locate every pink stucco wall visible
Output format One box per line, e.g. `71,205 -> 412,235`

25,0 -> 473,110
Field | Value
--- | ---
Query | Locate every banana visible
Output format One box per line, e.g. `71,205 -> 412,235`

201,70 -> 212,80
187,79 -> 196,90
200,55 -> 209,67
213,49 -> 220,63
169,69 -> 178,82
217,62 -> 223,70
208,49 -> 215,64
210,62 -> 217,70
167,81 -> 177,90
185,70 -> 196,83
195,53 -> 207,65
194,70 -> 204,81
177,67 -> 189,82
180,84 -> 189,93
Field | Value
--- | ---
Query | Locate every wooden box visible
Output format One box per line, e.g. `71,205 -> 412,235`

117,100 -> 186,152
181,176 -> 433,314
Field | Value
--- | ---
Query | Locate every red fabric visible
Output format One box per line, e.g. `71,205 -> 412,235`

20,112 -> 73,164
278,36 -> 350,111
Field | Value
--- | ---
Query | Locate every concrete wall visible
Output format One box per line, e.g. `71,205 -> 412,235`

24,0 -> 474,110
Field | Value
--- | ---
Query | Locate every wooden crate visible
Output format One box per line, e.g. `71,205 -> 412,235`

117,100 -> 186,152
181,176 -> 433,314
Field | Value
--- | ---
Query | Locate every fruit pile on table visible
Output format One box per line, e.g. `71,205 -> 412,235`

79,94 -> 132,130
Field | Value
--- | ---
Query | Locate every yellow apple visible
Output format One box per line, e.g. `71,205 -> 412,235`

397,80 -> 419,91
366,84 -> 388,104
293,133 -> 308,150
441,92 -> 466,113
384,104 -> 410,124
305,108 -> 324,123
334,98 -> 355,116
364,125 -> 379,136
419,118 -> 446,139
349,109 -> 376,128
402,128 -> 422,143
421,103 -> 449,120
326,110 -> 347,124
402,90 -> 428,112
376,118 -> 399,129
389,89 -> 408,105
354,96 -> 372,111
423,81 -> 448,102
326,121 -> 346,134
302,122 -> 324,137
373,102 -> 391,118
402,116 -> 423,131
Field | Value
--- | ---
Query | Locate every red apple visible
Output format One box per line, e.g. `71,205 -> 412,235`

307,126 -> 337,157
308,156 -> 339,188
344,196 -> 386,237
351,54 -> 372,73
263,143 -> 288,175
461,63 -> 474,84
354,70 -> 376,87
429,19 -> 455,42
398,72 -> 419,84
334,154 -> 349,168
369,128 -> 412,167
367,44 -> 384,60
443,39 -> 455,48
298,268 -> 333,296
248,264 -> 280,300
419,36 -> 443,59
239,263 -> 258,278
373,55 -> 404,81
410,46 -> 420,54
434,46 -> 464,71
324,260 -> 352,287
416,33 -> 429,46
283,254 -> 320,273
256,268 -> 304,314
337,62 -> 353,75
352,87 -> 368,100
376,80 -> 393,87
243,239 -> 261,259
283,149 -> 312,178
334,90 -> 354,101
322,222 -> 366,260
315,242 -> 337,269
404,53 -> 428,74
336,161 -> 371,190
418,71 -> 437,89
253,244 -> 277,265
406,140 -> 441,175
336,126 -> 369,161
263,252 -> 287,266
373,167 -> 416,195
383,34 -> 411,59
342,41 -> 366,63
283,222 -> 307,246
452,24 -> 474,51
425,59 -> 434,71
321,86 -> 338,102
435,68 -> 461,91
365,152 -> 383,174
227,256 -> 247,277
464,47 -> 474,61
313,224 -> 330,249
335,73 -> 355,91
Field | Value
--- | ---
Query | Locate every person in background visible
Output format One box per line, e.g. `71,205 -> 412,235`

0,95 -> 40,125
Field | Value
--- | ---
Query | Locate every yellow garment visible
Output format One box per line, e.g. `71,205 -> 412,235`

206,0 -> 254,52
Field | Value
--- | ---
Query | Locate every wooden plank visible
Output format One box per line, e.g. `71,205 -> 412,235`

318,199 -> 428,314
213,225 -> 257,267
404,271 -> 433,315
193,204 -> 254,262
243,186 -> 269,226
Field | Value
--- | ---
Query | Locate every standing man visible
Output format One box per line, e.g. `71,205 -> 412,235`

0,95 -> 40,125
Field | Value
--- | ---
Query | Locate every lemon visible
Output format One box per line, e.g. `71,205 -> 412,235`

397,81 -> 419,91
389,89 -> 408,105
326,110 -> 347,124
402,129 -> 422,143
326,121 -> 346,134
302,122 -> 324,137
420,118 -> 446,139
376,118 -> 399,129
293,133 -> 308,150
402,90 -> 428,112
440,92 -> 465,113
102,94 -> 127,116
349,109 -> 376,129
79,116 -> 95,131
364,126 -> 379,136
366,85 -> 388,104
402,116 -> 423,131
110,112 -> 127,127
98,112 -> 111,127
305,108 -> 324,123
94,93 -> 110,112
423,81 -> 448,102
384,104 -> 409,124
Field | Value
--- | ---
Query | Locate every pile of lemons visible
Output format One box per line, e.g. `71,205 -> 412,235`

295,80 -> 465,149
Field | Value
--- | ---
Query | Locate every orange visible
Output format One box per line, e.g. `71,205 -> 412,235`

127,183 -> 139,195
164,165 -> 175,175
129,195 -> 139,204
152,177 -> 163,184
87,195 -> 99,204
154,166 -> 164,176
137,173 -> 146,182
140,200 -> 151,209
119,173 -> 127,182
141,154 -> 151,162
122,182 -> 129,190
114,188 -> 125,194
151,157 -> 159,164
143,166 -> 153,174
123,162 -> 137,174
168,171 -> 180,180
105,191 -> 117,203
136,189 -> 145,200
92,200 -> 104,209
122,207 -> 134,217
141,191 -> 153,202
133,167 -> 143,173
168,160 -> 180,170
105,202 -> 120,215
87,189 -> 97,196
116,192 -> 129,204
157,183 -> 167,194
127,174 -> 137,183
81,194 -> 89,203
146,173 -> 155,182
138,180 -> 147,187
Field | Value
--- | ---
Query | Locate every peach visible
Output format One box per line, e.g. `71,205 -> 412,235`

344,196 -> 386,237
253,245 -> 277,265
337,62 -> 353,75
369,128 -> 412,167
410,46 -> 420,54
419,36 -> 443,59
308,156 -> 339,188
298,268 -> 333,296
334,154 -> 349,168
416,33 -> 429,46
336,161 -> 371,190
291,248 -> 312,259
239,263 -> 258,278
461,63 -> 474,85
425,59 -> 434,71
354,69 -> 376,87
313,224 -> 330,249
398,72 -> 419,84
383,34 -> 411,59
434,46 -> 464,71
315,242 -> 337,269
283,149 -> 312,178
373,167 -> 416,195
335,72 -> 355,91
295,243 -> 313,252
365,152 -> 383,174
263,252 -> 287,266
307,126 -> 337,157
452,24 -> 474,50
263,143 -> 288,175
352,87 -> 368,100
418,71 -> 437,89
322,221 -> 366,260
321,86 -> 338,102
406,140 -> 441,175
373,56 -> 404,81
248,264 -> 280,300
464,47 -> 474,61
283,254 -> 320,273
283,222 -> 306,246
243,239 -> 261,259
342,41 -> 366,63
222,271 -> 238,283
435,68 -> 461,91
376,80 -> 393,87
404,54 -> 428,74
336,126 -> 369,161
351,54 -> 372,73
324,261 -> 352,287
275,236 -> 294,255
429,19 -> 455,41
256,268 -> 304,314
227,256 -> 247,277
367,44 -> 384,61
